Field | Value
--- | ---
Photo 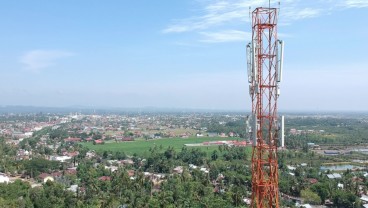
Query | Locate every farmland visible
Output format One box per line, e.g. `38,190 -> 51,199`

81,137 -> 247,155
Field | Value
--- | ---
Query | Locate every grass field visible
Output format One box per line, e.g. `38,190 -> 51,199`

81,137 -> 246,156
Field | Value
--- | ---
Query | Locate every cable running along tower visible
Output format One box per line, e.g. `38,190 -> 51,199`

246,6 -> 284,208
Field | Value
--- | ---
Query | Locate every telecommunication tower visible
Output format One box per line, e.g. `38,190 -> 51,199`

246,6 -> 284,208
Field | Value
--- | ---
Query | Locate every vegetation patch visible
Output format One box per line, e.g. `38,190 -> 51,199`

81,137 -> 245,155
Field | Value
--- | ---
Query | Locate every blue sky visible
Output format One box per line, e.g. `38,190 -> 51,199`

0,0 -> 367,111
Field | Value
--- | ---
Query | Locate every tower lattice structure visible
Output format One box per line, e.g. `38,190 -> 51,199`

246,7 -> 284,208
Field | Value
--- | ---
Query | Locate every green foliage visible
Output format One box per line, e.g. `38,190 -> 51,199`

49,128 -> 68,140
300,189 -> 321,205
222,147 -> 247,161
71,146 -> 251,207
207,118 -> 247,137
286,117 -> 368,147
178,147 -> 207,166
0,137 -> 16,156
0,180 -> 30,201
22,158 -> 61,178
332,190 -> 359,208
0,137 -> 18,173
211,150 -> 218,161
81,137 -> 240,155
310,183 -> 329,202
0,180 -> 76,208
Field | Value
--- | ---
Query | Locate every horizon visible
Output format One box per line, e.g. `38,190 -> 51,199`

1,105 -> 368,114
0,1 -> 367,111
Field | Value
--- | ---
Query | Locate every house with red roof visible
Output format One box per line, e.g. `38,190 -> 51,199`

94,139 -> 104,144
65,168 -> 77,175
38,173 -> 54,183
64,137 -> 82,143
98,176 -> 111,181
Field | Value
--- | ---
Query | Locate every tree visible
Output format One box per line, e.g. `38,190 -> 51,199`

310,183 -> 329,203
301,189 -> 321,205
332,190 -> 359,208
22,158 -> 60,178
211,150 -> 218,161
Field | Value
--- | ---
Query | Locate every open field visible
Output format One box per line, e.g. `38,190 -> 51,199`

81,137 -> 246,155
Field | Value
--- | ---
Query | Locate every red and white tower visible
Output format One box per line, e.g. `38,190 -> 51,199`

246,7 -> 284,208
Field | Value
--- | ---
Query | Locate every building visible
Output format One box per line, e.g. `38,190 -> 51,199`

94,139 -> 104,144
173,166 -> 183,174
67,184 -> 78,193
98,176 -> 111,181
50,155 -> 72,162
0,173 -> 10,183
207,132 -> 218,137
327,173 -> 342,179
324,150 -> 340,155
38,173 -> 54,183
361,195 -> 368,204
64,137 -> 82,143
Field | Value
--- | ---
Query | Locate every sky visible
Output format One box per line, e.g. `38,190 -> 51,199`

0,0 -> 367,112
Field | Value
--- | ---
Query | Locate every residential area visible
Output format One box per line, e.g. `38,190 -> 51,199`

1,112 -> 368,207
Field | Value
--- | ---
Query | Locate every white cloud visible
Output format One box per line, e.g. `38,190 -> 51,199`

163,0 -> 368,37
20,50 -> 74,72
282,7 -> 322,22
200,30 -> 251,42
343,0 -> 368,8
163,0 -> 258,33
